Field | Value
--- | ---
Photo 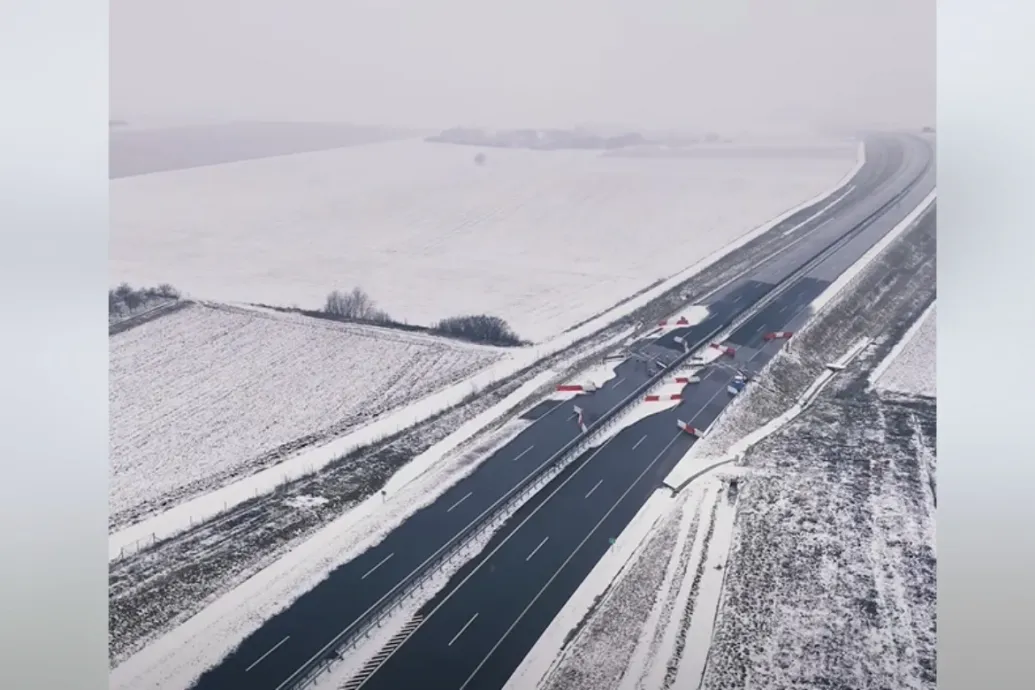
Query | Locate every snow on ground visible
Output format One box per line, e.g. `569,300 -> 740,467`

109,302 -> 503,531
283,495 -> 329,509
873,302 -> 936,397
111,138 -> 856,341
700,391 -> 936,690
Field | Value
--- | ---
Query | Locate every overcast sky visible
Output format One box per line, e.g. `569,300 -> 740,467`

111,0 -> 934,134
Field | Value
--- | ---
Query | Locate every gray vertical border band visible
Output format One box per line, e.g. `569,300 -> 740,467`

0,1 -> 109,689
939,2 -> 1035,689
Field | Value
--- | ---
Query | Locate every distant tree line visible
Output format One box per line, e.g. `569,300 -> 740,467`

320,286 -> 524,347
109,282 -> 180,316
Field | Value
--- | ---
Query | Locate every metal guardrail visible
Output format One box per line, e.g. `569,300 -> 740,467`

284,138 -> 933,690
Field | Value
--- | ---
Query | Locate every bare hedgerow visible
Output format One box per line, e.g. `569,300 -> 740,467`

321,288 -> 525,346
434,314 -> 524,346
109,282 -> 180,317
323,287 -> 392,323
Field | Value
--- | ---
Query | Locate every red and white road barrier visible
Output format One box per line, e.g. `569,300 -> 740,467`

644,393 -> 683,402
763,331 -> 794,341
658,316 -> 691,327
676,419 -> 705,437
573,405 -> 588,433
557,380 -> 599,393
672,375 -> 701,384
709,343 -> 736,357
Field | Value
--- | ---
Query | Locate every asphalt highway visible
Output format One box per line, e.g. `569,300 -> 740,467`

188,133 -> 933,690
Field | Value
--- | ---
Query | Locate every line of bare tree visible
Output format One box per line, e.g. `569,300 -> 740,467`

323,287 -> 524,346
109,282 -> 180,316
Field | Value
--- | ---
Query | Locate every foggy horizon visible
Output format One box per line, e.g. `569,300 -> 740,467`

111,0 -> 934,135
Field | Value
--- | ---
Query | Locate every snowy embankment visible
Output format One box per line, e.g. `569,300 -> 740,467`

111,137 -> 858,341
109,302 -> 504,533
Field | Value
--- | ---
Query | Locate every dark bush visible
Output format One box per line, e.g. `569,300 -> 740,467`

434,314 -> 523,346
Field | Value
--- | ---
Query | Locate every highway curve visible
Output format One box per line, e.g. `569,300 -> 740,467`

189,133 -> 934,690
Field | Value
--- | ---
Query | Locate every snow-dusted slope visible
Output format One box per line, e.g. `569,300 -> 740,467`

109,302 -> 503,529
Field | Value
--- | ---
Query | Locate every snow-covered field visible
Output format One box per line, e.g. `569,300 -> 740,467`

109,301 -> 503,529
699,392 -> 936,690
111,138 -> 856,341
874,302 -> 936,397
